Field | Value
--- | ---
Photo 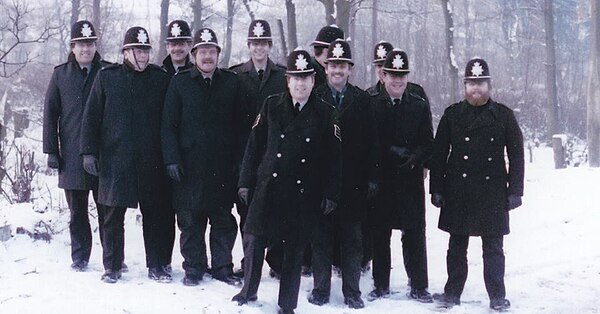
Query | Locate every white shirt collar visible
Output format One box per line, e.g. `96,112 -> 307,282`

292,98 -> 308,111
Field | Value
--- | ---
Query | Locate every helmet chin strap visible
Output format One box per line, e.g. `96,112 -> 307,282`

130,48 -> 144,71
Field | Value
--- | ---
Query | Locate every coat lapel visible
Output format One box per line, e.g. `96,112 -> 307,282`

468,100 -> 499,130
284,94 -> 320,133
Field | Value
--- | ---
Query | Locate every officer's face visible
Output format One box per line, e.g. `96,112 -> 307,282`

287,74 -> 315,102
72,41 -> 97,66
124,48 -> 150,72
325,61 -> 351,88
375,63 -> 385,82
248,40 -> 271,62
383,71 -> 408,98
167,40 -> 192,64
465,80 -> 491,106
194,46 -> 219,74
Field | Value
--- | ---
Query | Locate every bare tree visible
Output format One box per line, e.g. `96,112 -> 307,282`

317,0 -> 335,25
286,0 -> 298,51
0,1 -> 58,78
440,0 -> 459,103
588,0 -> 600,167
157,0 -> 170,63
241,0 -> 255,21
221,0 -> 235,67
544,0 -> 561,140
92,0 -> 101,52
192,0 -> 203,31
71,0 -> 81,27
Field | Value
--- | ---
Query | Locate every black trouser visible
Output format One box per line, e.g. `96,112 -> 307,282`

64,189 -> 104,264
372,226 -> 429,290
99,206 -> 126,271
177,207 -> 237,277
238,233 -> 308,311
444,234 -> 506,300
237,200 -> 283,273
139,203 -> 175,269
311,218 -> 362,299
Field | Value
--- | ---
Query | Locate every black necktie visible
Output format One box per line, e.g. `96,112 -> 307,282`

393,98 -> 401,107
204,77 -> 211,87
258,69 -> 264,81
82,67 -> 88,77
294,102 -> 301,116
335,91 -> 342,108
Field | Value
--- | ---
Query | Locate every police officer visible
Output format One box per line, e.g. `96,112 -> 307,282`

43,20 -> 111,272
162,20 -> 193,76
229,19 -> 287,278
161,27 -> 245,287
429,58 -> 524,311
366,41 -> 429,103
232,49 -> 342,314
310,25 -> 344,87
81,26 -> 172,284
369,49 -> 434,303
308,39 -> 379,309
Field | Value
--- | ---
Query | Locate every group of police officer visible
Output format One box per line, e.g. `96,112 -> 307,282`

43,18 -> 524,314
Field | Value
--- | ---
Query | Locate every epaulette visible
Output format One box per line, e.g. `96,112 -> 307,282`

53,62 -> 68,70
147,64 -> 167,72
174,68 -> 192,76
494,101 -> 513,112
228,62 -> 244,70
100,63 -> 120,71
275,63 -> 287,70
408,92 -> 426,103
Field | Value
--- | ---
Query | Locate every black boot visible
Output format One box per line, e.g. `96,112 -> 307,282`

366,287 -> 390,301
490,298 -> 511,311
148,267 -> 172,283
408,288 -> 433,303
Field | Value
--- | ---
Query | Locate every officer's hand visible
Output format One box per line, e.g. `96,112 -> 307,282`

507,194 -> 522,210
47,154 -> 60,169
366,182 -> 379,199
321,198 -> 337,215
166,164 -> 184,182
238,187 -> 252,206
389,145 -> 409,158
82,155 -> 99,176
396,153 -> 417,170
431,193 -> 445,208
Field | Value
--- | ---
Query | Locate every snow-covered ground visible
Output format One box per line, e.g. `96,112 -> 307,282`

0,147 -> 599,314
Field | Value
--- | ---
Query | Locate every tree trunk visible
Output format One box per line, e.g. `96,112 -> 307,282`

544,0 -> 561,140
441,0 -> 459,103
278,19 -> 288,58
71,0 -> 80,27
286,0 -> 298,51
157,0 -> 170,63
318,0 -> 335,25
192,0 -> 203,31
242,0 -> 255,21
588,0 -> 600,167
221,0 -> 235,67
336,0 -> 351,36
371,0 -> 378,83
92,0 -> 101,53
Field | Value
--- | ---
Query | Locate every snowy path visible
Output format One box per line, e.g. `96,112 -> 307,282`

0,147 -> 599,314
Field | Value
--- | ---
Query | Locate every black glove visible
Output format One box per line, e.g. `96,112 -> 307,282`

82,155 -> 99,176
321,198 -> 337,215
507,194 -> 522,210
366,182 -> 379,199
238,187 -> 252,206
431,193 -> 445,208
47,153 -> 60,169
166,164 -> 184,182
396,153 -> 417,170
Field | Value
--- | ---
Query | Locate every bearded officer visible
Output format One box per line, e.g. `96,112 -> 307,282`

369,49 -> 434,303
308,39 -> 379,309
429,58 -> 524,312
81,26 -> 172,284
43,20 -> 111,272
229,19 -> 287,278
162,20 -> 193,76
161,27 -> 246,287
232,49 -> 342,314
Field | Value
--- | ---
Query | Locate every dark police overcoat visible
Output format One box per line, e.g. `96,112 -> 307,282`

43,52 -> 110,190
429,99 -> 524,236
80,62 -> 170,208
238,92 -> 342,241
314,84 -> 379,222
372,88 -> 434,230
161,67 -> 247,212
